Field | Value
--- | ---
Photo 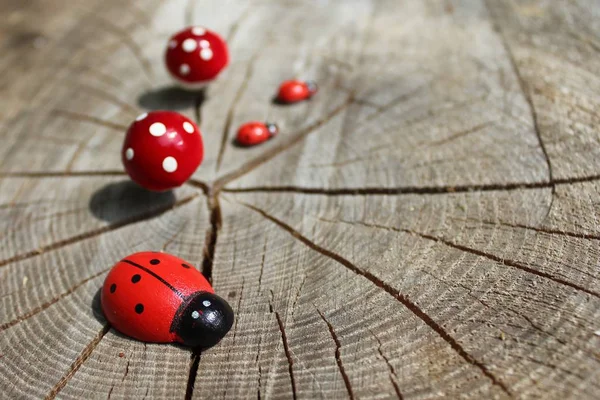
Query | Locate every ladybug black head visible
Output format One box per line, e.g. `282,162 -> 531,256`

266,122 -> 279,137
305,80 -> 318,95
173,292 -> 234,348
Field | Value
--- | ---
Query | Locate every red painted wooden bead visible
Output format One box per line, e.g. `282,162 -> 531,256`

122,111 -> 203,192
165,26 -> 229,89
236,122 -> 278,147
276,80 -> 318,103
101,252 -> 234,348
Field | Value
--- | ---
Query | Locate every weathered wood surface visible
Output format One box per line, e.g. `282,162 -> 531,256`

1,0 -> 599,398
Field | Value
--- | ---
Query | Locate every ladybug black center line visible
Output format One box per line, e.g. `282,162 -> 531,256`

101,252 -> 234,348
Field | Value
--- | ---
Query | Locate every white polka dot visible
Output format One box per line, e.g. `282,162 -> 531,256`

149,122 -> 167,137
199,39 -> 210,48
191,311 -> 200,319
200,48 -> 213,61
179,63 -> 190,75
192,27 -> 206,36
183,121 -> 195,133
168,40 -> 178,49
136,113 -> 148,121
125,148 -> 134,160
162,156 -> 178,173
202,300 -> 211,307
182,38 -> 197,52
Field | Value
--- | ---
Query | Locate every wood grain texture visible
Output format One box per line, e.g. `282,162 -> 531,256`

1,0 -> 599,399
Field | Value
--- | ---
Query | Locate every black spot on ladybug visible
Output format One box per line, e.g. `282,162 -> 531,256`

182,263 -> 191,269
131,274 -> 141,283
110,284 -> 117,293
135,304 -> 144,314
150,259 -> 160,265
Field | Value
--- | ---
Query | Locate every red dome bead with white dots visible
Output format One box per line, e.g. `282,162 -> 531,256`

122,111 -> 203,191
165,26 -> 229,90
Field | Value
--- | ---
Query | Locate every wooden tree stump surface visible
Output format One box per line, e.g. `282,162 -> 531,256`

1,0 -> 599,398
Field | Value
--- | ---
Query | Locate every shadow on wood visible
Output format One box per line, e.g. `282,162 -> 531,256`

89,180 -> 175,223
137,86 -> 206,112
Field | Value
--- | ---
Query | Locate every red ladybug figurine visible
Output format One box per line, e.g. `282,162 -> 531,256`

276,80 -> 318,104
101,252 -> 234,348
236,121 -> 278,147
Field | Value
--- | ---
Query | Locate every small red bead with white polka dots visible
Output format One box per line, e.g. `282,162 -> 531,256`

101,252 -> 234,348
276,80 -> 318,104
236,121 -> 279,147
122,111 -> 203,191
165,26 -> 229,90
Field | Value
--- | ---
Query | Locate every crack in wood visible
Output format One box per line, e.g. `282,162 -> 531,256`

316,308 -> 355,400
272,305 -> 297,400
327,218 -> 600,299
371,331 -> 403,400
80,83 -> 139,116
0,194 -> 199,269
162,221 -> 188,252
222,280 -> 245,400
65,136 -> 94,173
184,349 -> 202,400
364,85 -> 425,123
257,365 -> 262,400
121,360 -> 130,382
226,6 -> 252,44
504,306 -> 568,347
426,121 -> 495,148
184,188 -> 221,398
201,195 -> 221,282
51,109 -> 128,131
0,267 -> 110,332
255,335 -> 263,400
485,0 -> 555,221
44,324 -> 111,399
257,237 -> 268,292
91,15 -> 154,81
459,217 -> 600,242
396,267 -> 590,358
214,96 -> 355,191
216,51 -> 259,171
222,172 -> 600,195
237,201 -> 512,395
290,275 -> 307,318
185,179 -> 210,196
417,267 -> 496,312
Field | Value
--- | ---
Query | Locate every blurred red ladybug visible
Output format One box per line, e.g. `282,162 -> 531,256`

276,80 -> 318,104
101,252 -> 234,348
236,121 -> 278,147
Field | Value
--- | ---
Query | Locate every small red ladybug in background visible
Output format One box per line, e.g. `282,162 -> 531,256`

101,252 -> 234,348
276,80 -> 318,104
236,121 -> 278,147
